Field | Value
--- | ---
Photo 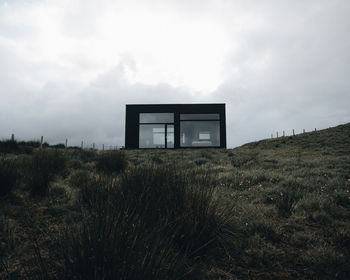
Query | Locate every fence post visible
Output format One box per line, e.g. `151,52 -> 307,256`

93,143 -> 95,150
303,129 -> 305,133
40,136 -> 43,149
81,141 -> 84,149
283,130 -> 285,137
102,144 -> 104,151
11,134 -> 15,141
276,131 -> 278,138
314,128 -> 316,131
65,138 -> 68,148
293,129 -> 295,136
271,133 -> 273,139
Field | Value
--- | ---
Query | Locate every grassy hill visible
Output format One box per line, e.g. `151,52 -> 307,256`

1,123 -> 350,279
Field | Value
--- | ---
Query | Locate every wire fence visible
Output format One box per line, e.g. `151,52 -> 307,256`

270,128 -> 319,139
6,127 -> 326,150
6,134 -> 124,150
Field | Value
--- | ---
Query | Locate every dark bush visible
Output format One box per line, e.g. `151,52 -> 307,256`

72,149 -> 96,163
0,139 -> 46,154
272,181 -> 304,217
0,140 -> 20,154
69,170 -> 91,189
18,140 -> 42,148
51,143 -> 66,149
62,164 -> 234,279
95,151 -> 128,175
0,157 -> 17,197
67,158 -> 84,170
27,149 -> 66,196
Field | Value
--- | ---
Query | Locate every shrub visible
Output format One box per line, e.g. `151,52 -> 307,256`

66,158 -> 84,170
0,140 -> 20,154
0,157 -> 17,197
62,164 -> 235,279
27,149 -> 66,196
0,139 -> 43,154
79,150 -> 96,163
51,143 -> 66,149
95,151 -> 128,175
265,181 -> 304,217
69,170 -> 91,189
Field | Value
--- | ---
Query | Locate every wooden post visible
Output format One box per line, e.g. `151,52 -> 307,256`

93,143 -> 95,150
40,136 -> 43,149
102,144 -> 104,151
11,134 -> 15,141
276,131 -> 278,138
314,128 -> 316,131
65,138 -> 68,148
81,141 -> 83,149
283,131 -> 285,137
303,129 -> 305,133
293,129 -> 295,136
271,133 -> 273,139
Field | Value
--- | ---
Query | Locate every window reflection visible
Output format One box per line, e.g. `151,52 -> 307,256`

140,113 -> 174,123
180,114 -> 219,120
139,125 -> 165,148
180,121 -> 220,147
139,124 -> 174,148
167,125 -> 174,148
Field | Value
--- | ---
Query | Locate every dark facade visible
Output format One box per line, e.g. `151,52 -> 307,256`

125,104 -> 226,149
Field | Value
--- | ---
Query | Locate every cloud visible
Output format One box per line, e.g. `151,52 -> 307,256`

0,0 -> 349,148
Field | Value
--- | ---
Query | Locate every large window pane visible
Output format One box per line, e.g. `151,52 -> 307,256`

140,113 -> 174,123
180,114 -> 220,120
139,124 -> 165,148
180,121 -> 220,147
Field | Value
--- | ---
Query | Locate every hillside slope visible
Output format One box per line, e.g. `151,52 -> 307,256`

0,123 -> 349,279
242,122 -> 350,152
126,122 -> 350,278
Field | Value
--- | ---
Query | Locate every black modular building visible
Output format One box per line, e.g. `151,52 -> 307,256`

125,104 -> 226,149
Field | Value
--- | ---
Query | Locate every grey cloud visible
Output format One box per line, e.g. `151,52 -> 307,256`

1,0 -> 350,148
1,58 -> 199,147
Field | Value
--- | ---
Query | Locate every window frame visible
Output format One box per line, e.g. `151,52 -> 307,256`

138,113 -> 175,149
179,113 -> 221,148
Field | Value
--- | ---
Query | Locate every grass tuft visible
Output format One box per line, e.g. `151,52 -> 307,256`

95,150 -> 128,175
27,149 -> 66,196
0,157 -> 17,197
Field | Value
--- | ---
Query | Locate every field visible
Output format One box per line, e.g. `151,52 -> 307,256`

1,123 -> 350,279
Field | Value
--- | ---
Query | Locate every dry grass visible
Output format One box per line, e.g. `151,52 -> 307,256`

1,123 -> 350,279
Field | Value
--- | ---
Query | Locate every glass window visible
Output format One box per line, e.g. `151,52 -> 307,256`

166,125 -> 174,148
139,124 -> 174,148
180,121 -> 220,147
139,124 -> 165,148
140,113 -> 174,123
180,114 -> 220,120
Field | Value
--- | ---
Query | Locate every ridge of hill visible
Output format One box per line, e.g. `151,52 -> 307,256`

242,122 -> 350,152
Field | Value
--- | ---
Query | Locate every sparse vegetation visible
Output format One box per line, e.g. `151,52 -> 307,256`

27,149 -> 66,196
0,157 -> 17,197
0,123 -> 350,279
95,150 -> 128,175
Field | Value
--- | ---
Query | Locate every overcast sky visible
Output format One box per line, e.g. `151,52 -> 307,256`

1,0 -> 349,148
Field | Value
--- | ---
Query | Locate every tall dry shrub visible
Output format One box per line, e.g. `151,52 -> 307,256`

28,149 -> 66,196
0,157 -> 17,197
61,164 -> 234,279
